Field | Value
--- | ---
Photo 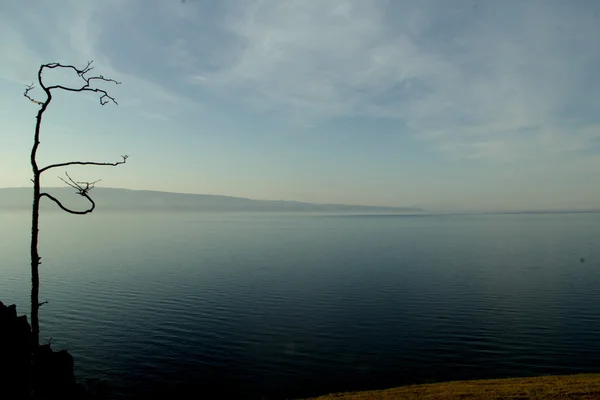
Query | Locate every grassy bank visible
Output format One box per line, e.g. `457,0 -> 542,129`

303,374 -> 600,399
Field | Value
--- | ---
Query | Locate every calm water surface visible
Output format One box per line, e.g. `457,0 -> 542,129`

1,211 -> 599,398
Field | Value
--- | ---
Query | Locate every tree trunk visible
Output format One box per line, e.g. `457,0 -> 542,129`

30,174 -> 40,350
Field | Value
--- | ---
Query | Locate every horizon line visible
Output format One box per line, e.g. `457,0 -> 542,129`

0,186 -> 422,210
2,187 -> 600,215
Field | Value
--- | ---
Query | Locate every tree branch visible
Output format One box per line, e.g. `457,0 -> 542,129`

40,172 -> 102,215
42,61 -> 121,105
24,61 -> 121,107
39,155 -> 128,174
40,192 -> 96,215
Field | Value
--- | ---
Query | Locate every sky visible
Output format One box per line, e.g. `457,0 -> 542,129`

1,0 -> 599,212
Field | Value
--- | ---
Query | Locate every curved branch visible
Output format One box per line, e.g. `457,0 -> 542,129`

24,61 -> 121,109
39,155 -> 128,174
40,172 -> 99,214
41,60 -> 121,105
40,192 -> 96,215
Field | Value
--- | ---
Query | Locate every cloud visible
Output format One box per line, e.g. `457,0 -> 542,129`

0,0 -> 199,121
181,0 -> 600,161
198,0 -> 440,116
3,0 -> 599,165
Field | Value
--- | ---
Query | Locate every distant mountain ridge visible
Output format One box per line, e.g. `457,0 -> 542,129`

0,187 -> 423,213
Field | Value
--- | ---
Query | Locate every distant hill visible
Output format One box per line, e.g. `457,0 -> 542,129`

0,187 -> 423,213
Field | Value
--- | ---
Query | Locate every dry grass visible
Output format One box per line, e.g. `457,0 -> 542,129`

303,374 -> 600,400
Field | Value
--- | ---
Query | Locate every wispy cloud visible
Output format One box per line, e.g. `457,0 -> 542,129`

175,0 -> 600,161
5,1 -> 597,163
0,0 -> 199,120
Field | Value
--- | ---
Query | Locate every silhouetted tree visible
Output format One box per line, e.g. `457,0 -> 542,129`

23,61 -> 128,350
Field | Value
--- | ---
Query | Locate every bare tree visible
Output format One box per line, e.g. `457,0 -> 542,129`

24,61 -> 128,350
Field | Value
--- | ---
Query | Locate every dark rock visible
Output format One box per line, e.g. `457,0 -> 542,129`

1,301 -> 85,399
32,344 -> 78,398
0,301 -> 31,398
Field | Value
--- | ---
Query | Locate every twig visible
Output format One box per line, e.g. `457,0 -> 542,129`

24,84 -> 44,105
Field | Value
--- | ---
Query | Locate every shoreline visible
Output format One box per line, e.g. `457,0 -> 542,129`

303,373 -> 600,399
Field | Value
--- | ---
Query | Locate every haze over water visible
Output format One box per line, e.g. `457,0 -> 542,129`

1,210 -> 599,399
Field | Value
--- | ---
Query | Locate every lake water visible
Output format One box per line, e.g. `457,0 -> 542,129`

1,211 -> 599,399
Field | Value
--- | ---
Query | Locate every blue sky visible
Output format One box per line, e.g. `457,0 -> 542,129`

1,0 -> 599,212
